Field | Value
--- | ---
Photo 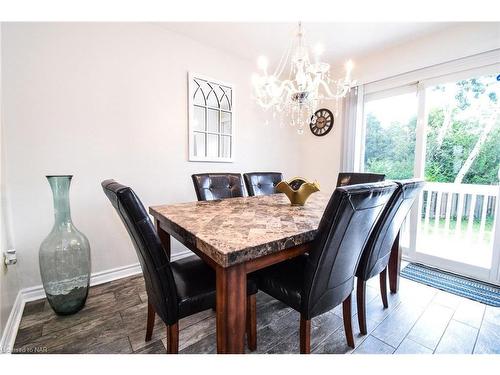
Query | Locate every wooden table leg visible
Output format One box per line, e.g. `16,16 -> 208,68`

155,219 -> 171,261
388,231 -> 401,293
216,263 -> 246,354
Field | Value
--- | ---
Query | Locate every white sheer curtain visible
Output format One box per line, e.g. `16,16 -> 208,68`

340,85 -> 364,173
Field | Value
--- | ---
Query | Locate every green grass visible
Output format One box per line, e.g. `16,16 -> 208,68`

420,216 -> 494,244
423,216 -> 494,231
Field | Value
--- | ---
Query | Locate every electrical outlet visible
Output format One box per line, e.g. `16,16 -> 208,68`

4,249 -> 17,266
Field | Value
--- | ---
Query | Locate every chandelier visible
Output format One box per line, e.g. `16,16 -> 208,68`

252,22 -> 356,134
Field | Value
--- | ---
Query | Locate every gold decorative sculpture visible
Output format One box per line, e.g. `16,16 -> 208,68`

276,177 -> 320,206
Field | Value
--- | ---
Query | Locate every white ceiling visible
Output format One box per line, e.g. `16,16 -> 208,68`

160,22 -> 455,66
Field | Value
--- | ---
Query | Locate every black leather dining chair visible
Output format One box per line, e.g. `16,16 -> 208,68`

336,172 -> 385,187
101,179 -> 258,353
191,173 -> 245,201
355,179 -> 424,335
255,181 -> 397,353
243,172 -> 283,196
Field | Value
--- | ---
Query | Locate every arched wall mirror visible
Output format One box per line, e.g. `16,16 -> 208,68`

188,72 -> 234,162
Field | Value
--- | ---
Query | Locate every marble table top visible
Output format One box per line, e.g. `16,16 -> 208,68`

149,192 -> 331,267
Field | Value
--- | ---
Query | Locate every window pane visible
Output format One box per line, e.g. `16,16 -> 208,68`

193,132 -> 206,157
221,135 -> 231,158
207,134 -> 219,158
193,80 -> 206,106
221,111 -> 231,134
225,88 -> 232,108
363,92 -> 417,179
206,83 -> 219,108
424,74 -> 499,185
219,86 -> 231,110
193,106 -> 205,131
207,109 -> 219,133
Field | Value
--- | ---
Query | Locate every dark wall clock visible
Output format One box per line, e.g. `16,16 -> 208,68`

309,108 -> 334,137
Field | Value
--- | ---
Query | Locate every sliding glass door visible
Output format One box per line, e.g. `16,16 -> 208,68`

360,66 -> 500,284
362,86 -> 418,251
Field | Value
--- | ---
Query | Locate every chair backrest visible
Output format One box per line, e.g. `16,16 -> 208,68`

191,173 -> 245,201
243,172 -> 283,196
336,172 -> 385,187
302,181 -> 397,319
101,180 -> 179,325
356,179 -> 424,281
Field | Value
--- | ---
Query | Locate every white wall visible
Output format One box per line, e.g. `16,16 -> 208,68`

1,22 -> 303,289
352,22 -> 500,85
0,23 -> 21,345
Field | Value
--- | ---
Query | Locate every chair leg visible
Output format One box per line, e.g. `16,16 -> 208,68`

300,315 -> 311,354
380,267 -> 389,308
246,294 -> 257,352
145,301 -> 155,342
166,322 -> 179,354
356,278 -> 367,335
343,293 -> 355,348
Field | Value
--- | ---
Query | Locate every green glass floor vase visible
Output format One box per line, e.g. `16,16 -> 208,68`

39,175 -> 91,315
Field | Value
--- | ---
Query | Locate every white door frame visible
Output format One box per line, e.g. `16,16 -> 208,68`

404,81 -> 427,263
488,183 -> 500,283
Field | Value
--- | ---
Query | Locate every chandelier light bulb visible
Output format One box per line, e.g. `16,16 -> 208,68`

314,43 -> 325,57
345,59 -> 354,82
257,56 -> 269,72
346,59 -> 354,69
296,70 -> 307,86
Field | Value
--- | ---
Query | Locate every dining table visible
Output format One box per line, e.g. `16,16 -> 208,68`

149,191 -> 403,354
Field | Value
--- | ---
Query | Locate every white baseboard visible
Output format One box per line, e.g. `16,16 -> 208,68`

0,250 -> 191,353
0,291 -> 25,354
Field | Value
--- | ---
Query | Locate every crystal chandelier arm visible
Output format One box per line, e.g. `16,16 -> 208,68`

254,97 -> 276,109
277,79 -> 298,98
315,78 -> 351,99
317,79 -> 341,98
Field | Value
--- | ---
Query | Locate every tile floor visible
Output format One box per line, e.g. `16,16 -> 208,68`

13,272 -> 500,354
